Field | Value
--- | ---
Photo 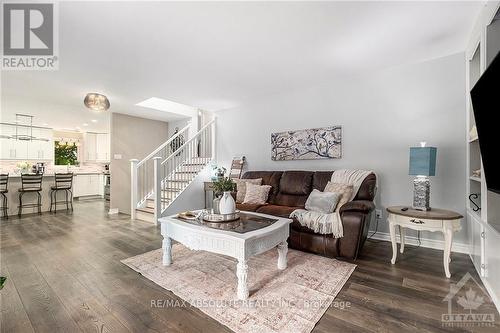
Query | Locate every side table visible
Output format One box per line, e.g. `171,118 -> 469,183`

386,206 -> 463,278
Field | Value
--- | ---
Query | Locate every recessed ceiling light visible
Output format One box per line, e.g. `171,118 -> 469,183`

83,123 -> 89,126
42,123 -> 49,126
91,119 -> 97,123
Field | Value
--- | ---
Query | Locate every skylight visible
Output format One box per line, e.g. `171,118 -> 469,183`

135,97 -> 197,117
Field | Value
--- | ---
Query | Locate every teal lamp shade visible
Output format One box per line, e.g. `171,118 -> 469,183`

409,147 -> 437,176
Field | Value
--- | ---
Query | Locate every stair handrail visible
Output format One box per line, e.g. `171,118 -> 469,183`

137,123 -> 190,167
161,119 -> 215,166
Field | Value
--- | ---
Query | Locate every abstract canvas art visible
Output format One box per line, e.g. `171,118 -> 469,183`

271,126 -> 342,161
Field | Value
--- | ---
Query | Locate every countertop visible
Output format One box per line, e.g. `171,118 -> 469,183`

7,172 -> 108,178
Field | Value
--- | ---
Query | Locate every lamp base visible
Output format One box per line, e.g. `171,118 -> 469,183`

413,176 -> 431,211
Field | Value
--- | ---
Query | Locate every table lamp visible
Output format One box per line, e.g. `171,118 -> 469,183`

409,142 -> 437,211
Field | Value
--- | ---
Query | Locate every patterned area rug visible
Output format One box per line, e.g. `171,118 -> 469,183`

122,244 -> 355,333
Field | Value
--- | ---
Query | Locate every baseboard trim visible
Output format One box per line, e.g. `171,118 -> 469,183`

108,208 -> 119,215
369,231 -> 470,254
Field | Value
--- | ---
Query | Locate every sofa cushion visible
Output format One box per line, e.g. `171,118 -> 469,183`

324,182 -> 353,211
305,189 -> 340,214
312,171 -> 334,191
234,178 -> 262,203
236,202 -> 264,212
242,171 -> 282,204
243,184 -> 272,205
256,205 -> 302,218
279,171 -> 313,195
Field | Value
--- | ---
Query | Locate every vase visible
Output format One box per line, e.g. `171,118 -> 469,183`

219,191 -> 235,214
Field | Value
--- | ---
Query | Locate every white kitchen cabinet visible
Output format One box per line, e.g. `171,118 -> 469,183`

84,133 -> 97,161
96,133 -> 110,161
0,124 -> 53,160
27,128 -> 53,160
84,133 -> 109,162
73,174 -> 104,197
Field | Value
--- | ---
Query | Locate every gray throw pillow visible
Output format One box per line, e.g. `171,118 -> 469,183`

305,189 -> 340,214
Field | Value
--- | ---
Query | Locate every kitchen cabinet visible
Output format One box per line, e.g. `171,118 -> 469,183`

96,133 -> 109,161
73,174 -> 104,197
0,124 -> 53,160
27,128 -> 53,160
84,132 -> 109,162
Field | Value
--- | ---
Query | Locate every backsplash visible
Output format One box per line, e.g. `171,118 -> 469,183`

0,160 -> 107,175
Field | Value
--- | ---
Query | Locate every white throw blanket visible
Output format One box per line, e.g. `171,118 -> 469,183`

290,169 -> 373,237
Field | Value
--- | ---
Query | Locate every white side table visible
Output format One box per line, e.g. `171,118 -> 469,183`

386,206 -> 462,278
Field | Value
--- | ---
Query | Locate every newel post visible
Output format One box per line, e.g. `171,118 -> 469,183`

211,119 -> 216,161
153,157 -> 162,225
130,159 -> 139,220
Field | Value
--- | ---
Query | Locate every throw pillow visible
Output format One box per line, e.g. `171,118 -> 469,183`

233,178 -> 262,203
324,182 -> 354,211
305,189 -> 340,214
243,183 -> 272,205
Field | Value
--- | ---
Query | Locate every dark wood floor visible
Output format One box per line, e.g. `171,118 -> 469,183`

1,200 -> 498,333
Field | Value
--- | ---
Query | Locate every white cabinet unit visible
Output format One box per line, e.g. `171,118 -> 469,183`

0,124 -> 53,160
465,2 -> 500,311
84,133 -> 97,161
73,174 -> 104,197
27,128 -> 53,160
96,133 -> 110,161
84,132 -> 109,162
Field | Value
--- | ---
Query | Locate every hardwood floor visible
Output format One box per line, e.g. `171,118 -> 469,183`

1,199 -> 498,333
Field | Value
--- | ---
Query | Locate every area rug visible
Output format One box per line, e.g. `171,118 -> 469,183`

122,244 -> 355,333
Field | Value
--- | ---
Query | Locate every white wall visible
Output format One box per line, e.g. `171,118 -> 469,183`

215,53 -> 467,244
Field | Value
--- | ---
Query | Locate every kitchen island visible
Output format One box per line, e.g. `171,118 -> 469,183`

3,172 -> 106,216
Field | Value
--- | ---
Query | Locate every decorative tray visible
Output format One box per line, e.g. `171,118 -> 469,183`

202,210 -> 241,223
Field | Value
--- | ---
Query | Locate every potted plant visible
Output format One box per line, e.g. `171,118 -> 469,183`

212,166 -> 227,181
212,176 -> 236,214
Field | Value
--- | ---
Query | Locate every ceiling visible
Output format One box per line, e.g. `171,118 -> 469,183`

1,1 -> 483,131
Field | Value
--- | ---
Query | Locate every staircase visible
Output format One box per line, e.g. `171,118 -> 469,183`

131,120 -> 215,223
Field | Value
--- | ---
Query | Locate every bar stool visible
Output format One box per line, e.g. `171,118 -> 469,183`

50,173 -> 74,213
18,174 -> 43,216
0,174 -> 8,219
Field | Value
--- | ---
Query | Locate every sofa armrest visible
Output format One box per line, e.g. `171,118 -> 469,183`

339,200 -> 375,214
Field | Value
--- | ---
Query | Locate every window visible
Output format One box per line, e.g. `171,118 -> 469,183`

54,141 -> 78,165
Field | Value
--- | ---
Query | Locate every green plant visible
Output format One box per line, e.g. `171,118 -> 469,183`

212,166 -> 227,178
212,177 -> 235,195
0,276 -> 6,290
55,141 -> 78,165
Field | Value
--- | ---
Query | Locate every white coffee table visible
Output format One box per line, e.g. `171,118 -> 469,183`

159,211 -> 291,300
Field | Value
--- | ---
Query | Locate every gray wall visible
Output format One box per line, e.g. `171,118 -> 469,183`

215,53 -> 467,244
110,113 -> 169,214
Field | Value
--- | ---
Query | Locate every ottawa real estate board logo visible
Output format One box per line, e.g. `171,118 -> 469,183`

442,272 -> 495,328
1,1 -> 58,70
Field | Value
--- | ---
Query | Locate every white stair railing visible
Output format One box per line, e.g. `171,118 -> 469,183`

154,119 -> 215,220
130,124 -> 190,219
131,119 -> 215,221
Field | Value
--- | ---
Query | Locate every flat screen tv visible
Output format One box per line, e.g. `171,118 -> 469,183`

471,51 -> 500,194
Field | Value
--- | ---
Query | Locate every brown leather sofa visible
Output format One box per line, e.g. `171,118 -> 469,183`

236,170 -> 376,260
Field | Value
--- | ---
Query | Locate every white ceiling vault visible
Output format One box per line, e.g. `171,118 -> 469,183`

1,1 -> 483,130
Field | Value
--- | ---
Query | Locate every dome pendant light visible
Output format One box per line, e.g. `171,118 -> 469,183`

84,93 -> 110,112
